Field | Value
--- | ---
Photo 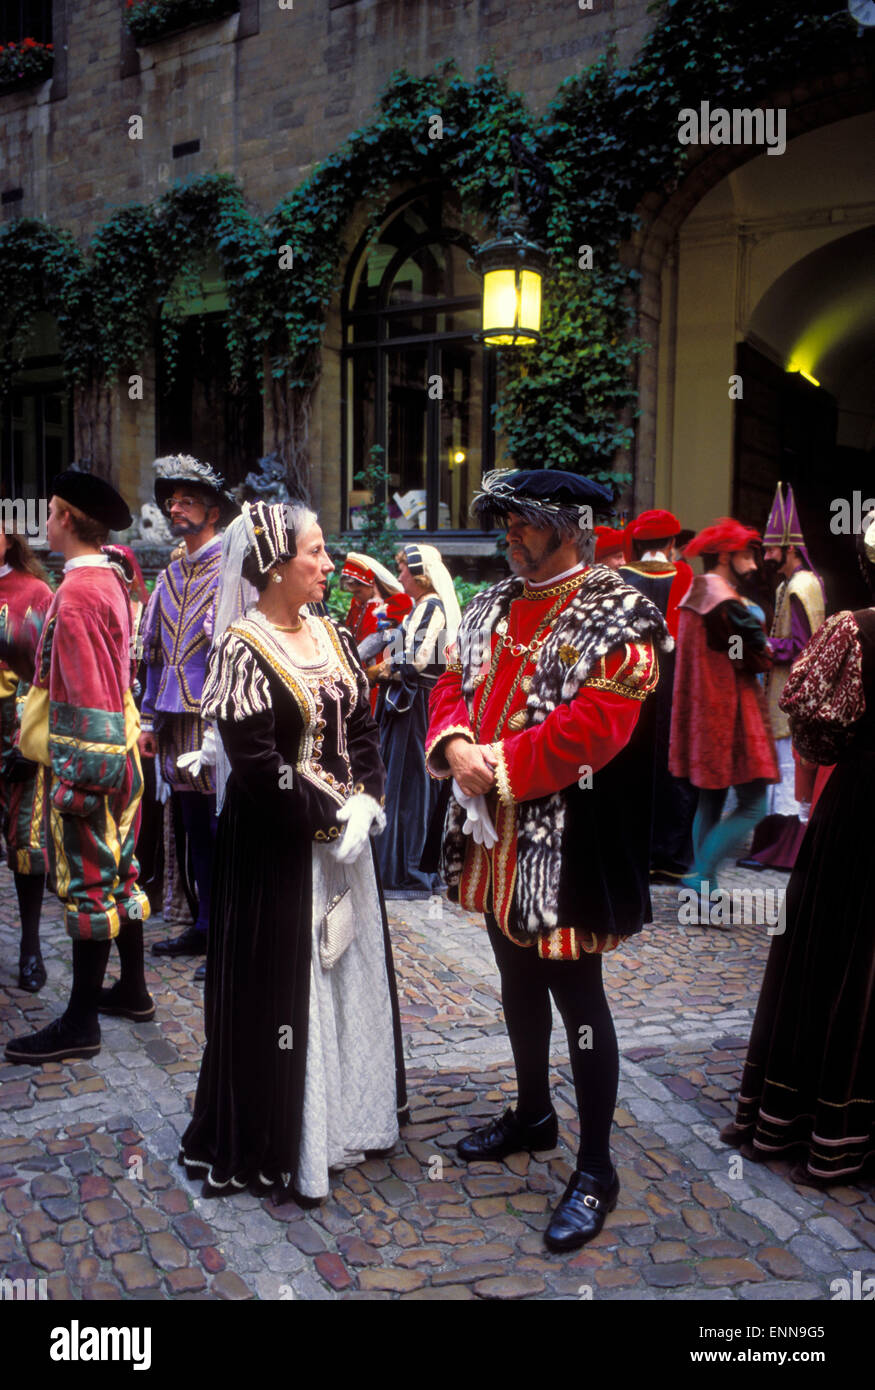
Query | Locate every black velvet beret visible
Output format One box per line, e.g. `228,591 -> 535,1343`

51,469 -> 132,531
471,468 -> 613,528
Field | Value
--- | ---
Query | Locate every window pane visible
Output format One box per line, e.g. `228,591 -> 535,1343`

386,347 -> 427,527
348,351 -> 377,487
438,344 -> 484,531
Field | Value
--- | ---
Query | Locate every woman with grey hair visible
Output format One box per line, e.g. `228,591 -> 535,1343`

179,500 -> 407,1204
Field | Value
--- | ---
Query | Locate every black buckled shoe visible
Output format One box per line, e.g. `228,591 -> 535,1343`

456,1106 -> 558,1162
4,1015 -> 101,1065
544,1167 -> 620,1252
17,955 -> 47,993
151,926 -> 207,957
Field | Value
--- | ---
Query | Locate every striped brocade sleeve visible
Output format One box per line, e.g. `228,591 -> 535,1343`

201,629 -> 271,722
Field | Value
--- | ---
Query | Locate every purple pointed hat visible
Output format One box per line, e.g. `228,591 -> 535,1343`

763,482 -> 818,575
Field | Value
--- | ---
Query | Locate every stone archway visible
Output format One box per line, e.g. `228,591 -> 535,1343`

626,66 -> 875,530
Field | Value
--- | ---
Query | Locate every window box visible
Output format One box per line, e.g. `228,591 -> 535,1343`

125,0 -> 239,47
0,39 -> 53,94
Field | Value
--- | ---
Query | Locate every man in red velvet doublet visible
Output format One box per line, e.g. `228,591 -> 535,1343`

4,470 -> 151,1066
426,469 -> 671,1253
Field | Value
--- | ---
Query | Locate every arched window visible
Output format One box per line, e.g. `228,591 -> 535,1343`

342,187 -> 496,533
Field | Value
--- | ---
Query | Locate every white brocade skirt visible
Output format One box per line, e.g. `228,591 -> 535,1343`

295,843 -> 400,1198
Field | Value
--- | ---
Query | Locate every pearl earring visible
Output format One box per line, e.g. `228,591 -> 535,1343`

271,571 -> 283,585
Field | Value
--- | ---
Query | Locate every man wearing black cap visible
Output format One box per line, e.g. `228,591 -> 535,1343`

5,468 -> 151,1063
426,469 -> 671,1251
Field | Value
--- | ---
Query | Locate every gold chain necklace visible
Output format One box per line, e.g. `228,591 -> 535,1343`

269,617 -> 303,632
474,590 -> 570,740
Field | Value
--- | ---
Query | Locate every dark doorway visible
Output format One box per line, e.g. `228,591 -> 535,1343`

733,341 -> 870,613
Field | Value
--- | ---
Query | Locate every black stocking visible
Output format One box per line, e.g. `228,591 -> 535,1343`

14,871 -> 45,958
108,919 -> 149,1004
487,916 -> 619,1180
63,940 -> 111,1031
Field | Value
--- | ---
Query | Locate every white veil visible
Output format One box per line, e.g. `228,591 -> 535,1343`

210,508 -> 258,811
417,544 -> 462,646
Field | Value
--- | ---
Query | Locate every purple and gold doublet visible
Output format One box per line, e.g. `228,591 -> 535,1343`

141,539 -> 221,792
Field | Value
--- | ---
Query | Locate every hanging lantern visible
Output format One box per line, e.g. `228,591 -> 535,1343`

476,205 -> 549,347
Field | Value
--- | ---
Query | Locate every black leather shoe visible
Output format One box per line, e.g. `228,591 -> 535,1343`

544,1168 -> 620,1252
97,984 -> 155,1021
456,1106 -> 558,1162
151,926 -> 207,957
4,1015 -> 101,1064
17,955 -> 47,993
193,962 -> 206,983
735,858 -> 765,871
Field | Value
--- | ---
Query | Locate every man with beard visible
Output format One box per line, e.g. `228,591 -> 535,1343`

426,469 -> 671,1251
140,457 -> 238,979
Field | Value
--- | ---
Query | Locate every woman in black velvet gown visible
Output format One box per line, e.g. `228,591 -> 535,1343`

720,526 -> 875,1185
179,501 -> 407,1203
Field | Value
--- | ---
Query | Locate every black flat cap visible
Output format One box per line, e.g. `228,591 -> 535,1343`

52,469 -> 132,531
471,468 -> 613,528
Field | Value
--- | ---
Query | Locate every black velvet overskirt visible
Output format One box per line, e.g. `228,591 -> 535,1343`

734,749 -> 875,1178
179,776 -> 312,1194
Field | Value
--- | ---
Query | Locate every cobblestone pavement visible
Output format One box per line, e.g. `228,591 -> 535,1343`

1,860 -> 873,1301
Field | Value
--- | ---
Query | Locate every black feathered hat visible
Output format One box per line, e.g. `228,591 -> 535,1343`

51,468 -> 132,532
153,455 -> 240,527
471,468 -> 613,530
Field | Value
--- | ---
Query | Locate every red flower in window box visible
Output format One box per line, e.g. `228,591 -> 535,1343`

0,36 -> 54,89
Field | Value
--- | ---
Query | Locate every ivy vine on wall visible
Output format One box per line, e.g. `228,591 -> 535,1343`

0,0 -> 862,492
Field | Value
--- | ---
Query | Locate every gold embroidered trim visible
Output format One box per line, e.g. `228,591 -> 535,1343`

491,741 -> 515,806
582,676 -> 650,701
314,826 -> 341,841
425,723 -> 475,776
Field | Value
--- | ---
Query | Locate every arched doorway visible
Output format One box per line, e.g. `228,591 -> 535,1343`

647,107 -> 875,609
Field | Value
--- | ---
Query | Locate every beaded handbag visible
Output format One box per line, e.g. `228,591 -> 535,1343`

320,881 -> 355,970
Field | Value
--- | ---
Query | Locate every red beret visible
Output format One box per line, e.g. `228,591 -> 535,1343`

683,518 -> 761,557
624,509 -> 681,559
594,525 -> 626,561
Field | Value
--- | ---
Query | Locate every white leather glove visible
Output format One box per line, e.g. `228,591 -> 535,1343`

176,724 -> 218,778
330,792 -> 385,865
453,779 -> 498,850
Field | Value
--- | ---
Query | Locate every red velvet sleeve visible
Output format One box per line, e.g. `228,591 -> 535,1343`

491,642 -> 658,805
426,666 -> 475,778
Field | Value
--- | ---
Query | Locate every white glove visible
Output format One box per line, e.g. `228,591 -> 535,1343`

330,792 -> 385,865
176,724 -> 218,778
453,779 -> 498,850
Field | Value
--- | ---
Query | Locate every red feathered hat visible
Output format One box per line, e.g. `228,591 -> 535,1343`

623,508 -> 681,560
683,518 -> 761,557
594,525 -> 626,562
